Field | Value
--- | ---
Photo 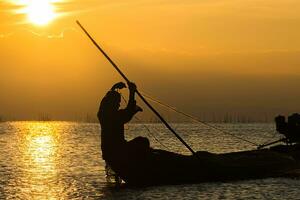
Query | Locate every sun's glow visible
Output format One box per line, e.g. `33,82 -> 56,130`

17,0 -> 58,26
18,122 -> 63,199
26,0 -> 55,25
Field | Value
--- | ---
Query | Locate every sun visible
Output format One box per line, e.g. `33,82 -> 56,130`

26,0 -> 56,25
18,0 -> 58,26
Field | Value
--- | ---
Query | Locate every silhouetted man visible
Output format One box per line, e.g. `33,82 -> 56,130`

287,113 -> 300,143
97,82 -> 150,163
275,113 -> 300,143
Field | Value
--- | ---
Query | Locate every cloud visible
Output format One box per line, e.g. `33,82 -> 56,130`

0,27 -> 78,39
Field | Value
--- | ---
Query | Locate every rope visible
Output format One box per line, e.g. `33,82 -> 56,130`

120,94 -> 171,150
140,91 -> 260,147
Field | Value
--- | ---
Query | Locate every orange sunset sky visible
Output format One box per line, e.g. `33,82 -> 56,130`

0,0 -> 300,121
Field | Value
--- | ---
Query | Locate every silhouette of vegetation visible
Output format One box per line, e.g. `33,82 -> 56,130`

84,113 -> 98,123
134,113 -> 272,124
38,113 -> 52,121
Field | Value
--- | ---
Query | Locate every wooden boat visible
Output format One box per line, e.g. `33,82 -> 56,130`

103,114 -> 300,186
78,24 -> 300,186
107,144 -> 300,187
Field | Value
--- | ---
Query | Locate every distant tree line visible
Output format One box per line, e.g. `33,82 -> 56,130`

0,112 -> 276,123
83,113 -> 98,123
130,113 -> 273,123
38,113 -> 52,121
80,111 -> 278,123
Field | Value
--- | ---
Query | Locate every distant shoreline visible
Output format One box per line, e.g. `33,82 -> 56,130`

0,120 -> 274,124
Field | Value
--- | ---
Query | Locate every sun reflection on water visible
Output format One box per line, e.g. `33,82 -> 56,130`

2,122 -> 107,199
18,122 -> 63,199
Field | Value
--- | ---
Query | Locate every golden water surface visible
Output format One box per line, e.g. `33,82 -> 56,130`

0,122 -> 299,199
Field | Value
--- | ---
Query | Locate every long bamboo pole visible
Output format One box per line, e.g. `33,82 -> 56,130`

76,20 -> 196,155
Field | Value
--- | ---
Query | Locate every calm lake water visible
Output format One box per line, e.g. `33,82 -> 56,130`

0,122 -> 299,199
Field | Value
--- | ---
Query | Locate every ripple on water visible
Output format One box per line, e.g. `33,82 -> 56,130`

0,122 -> 299,199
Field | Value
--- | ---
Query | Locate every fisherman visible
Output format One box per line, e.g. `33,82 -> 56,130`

275,115 -> 288,136
287,113 -> 300,143
275,113 -> 300,144
97,81 -> 150,163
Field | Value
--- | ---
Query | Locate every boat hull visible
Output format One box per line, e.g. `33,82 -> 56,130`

107,144 -> 300,186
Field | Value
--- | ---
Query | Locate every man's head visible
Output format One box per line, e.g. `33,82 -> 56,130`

98,82 -> 125,118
